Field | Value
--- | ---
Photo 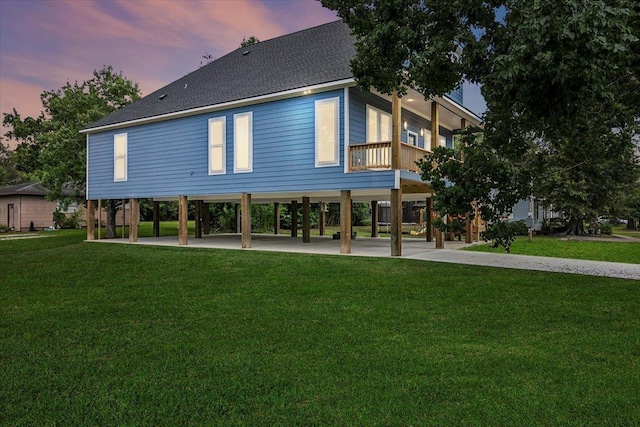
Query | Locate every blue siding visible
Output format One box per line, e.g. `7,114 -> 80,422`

88,89 -> 396,199
446,86 -> 463,105
349,88 -> 454,149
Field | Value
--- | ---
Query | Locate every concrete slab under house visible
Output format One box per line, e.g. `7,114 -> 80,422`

81,20 -> 483,256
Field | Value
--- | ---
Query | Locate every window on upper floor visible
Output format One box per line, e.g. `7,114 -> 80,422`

424,129 -> 432,151
315,97 -> 340,167
208,117 -> 226,175
234,112 -> 253,173
366,105 -> 392,143
407,130 -> 418,146
114,133 -> 127,181
439,135 -> 446,148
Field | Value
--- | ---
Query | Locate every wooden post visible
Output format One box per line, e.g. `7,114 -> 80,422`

371,200 -> 379,238
432,101 -> 444,249
426,197 -> 433,242
121,199 -> 126,238
340,190 -> 351,254
302,197 -> 311,243
460,117 -> 472,244
129,198 -> 139,242
460,117 -> 467,161
97,199 -> 102,240
241,193 -> 251,248
431,101 -> 440,149
86,200 -> 95,240
391,90 -> 401,170
153,201 -> 160,237
475,202 -> 481,242
194,200 -> 202,239
274,202 -> 280,235
435,216 -> 444,249
178,195 -> 188,246
203,203 -> 210,235
319,202 -> 326,236
391,189 -> 402,256
235,203 -> 241,233
291,200 -> 298,237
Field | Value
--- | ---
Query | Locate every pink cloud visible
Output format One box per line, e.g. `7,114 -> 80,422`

0,79 -> 46,149
0,0 -> 339,151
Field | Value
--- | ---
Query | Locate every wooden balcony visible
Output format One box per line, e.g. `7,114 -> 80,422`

349,141 -> 429,173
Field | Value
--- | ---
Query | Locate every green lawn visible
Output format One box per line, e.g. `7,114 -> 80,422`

107,221 -> 427,239
465,235 -> 640,264
613,224 -> 640,239
1,230 -> 639,425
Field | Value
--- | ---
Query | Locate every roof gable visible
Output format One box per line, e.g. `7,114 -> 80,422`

84,20 -> 355,131
0,182 -> 49,196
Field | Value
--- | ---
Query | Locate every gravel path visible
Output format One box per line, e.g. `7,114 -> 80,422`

406,249 -> 640,280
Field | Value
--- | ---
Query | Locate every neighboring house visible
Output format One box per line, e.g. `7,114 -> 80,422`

0,182 -> 62,231
0,182 -> 130,232
81,20 -> 481,254
511,197 -> 561,231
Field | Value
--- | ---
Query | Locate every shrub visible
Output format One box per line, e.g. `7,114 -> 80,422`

53,208 -> 83,229
540,218 -> 567,235
0,224 -> 8,232
600,222 -> 612,235
511,219 -> 529,236
482,221 -> 519,253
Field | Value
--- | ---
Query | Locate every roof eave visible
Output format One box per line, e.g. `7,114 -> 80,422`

81,78 -> 357,135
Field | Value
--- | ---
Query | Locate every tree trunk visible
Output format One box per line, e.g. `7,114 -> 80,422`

565,216 -> 585,236
104,200 -> 119,238
627,218 -> 637,230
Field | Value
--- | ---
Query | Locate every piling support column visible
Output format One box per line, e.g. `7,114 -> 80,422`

391,189 -> 402,256
178,195 -> 188,246
291,200 -> 298,238
340,190 -> 351,254
86,200 -> 95,240
203,203 -> 211,235
319,202 -> 326,236
371,200 -> 379,238
302,197 -> 311,243
274,202 -> 280,235
129,198 -> 139,242
195,200 -> 202,239
241,193 -> 251,249
153,201 -> 160,237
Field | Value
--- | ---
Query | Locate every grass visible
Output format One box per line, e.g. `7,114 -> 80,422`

613,224 -> 640,239
104,221 -> 427,239
1,230 -> 639,425
465,235 -> 640,264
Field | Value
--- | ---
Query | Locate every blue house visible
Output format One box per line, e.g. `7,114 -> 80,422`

82,20 -> 481,255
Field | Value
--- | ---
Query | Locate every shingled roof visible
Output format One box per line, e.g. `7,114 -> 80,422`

0,182 -> 79,197
0,182 -> 49,196
84,20 -> 356,131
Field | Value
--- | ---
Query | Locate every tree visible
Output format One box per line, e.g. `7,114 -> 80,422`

2,66 -> 141,237
200,52 -> 214,67
323,0 -> 640,243
479,0 -> 640,235
418,131 -> 535,251
240,36 -> 259,48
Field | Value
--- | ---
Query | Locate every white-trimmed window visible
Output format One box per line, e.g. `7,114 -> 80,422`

439,135 -> 447,148
366,105 -> 392,142
315,97 -> 340,167
234,112 -> 253,173
114,133 -> 127,181
424,129 -> 432,151
407,130 -> 418,146
208,117 -> 226,175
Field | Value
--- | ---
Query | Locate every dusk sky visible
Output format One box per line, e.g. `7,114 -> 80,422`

0,0 -> 486,149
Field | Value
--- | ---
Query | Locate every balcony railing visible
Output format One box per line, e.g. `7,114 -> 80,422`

349,141 -> 429,173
